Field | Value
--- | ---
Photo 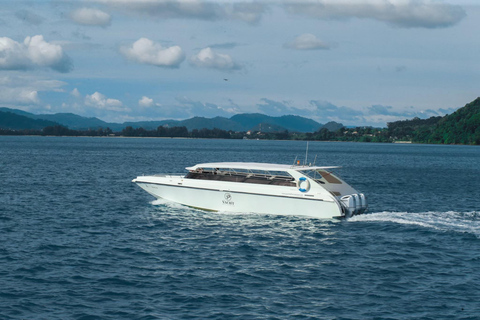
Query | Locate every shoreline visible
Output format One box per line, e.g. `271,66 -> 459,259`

2,134 -> 479,146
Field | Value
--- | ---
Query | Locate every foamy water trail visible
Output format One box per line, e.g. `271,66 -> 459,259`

150,199 -> 480,237
350,211 -> 480,237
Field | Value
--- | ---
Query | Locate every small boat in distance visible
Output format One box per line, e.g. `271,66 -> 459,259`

133,162 -> 367,219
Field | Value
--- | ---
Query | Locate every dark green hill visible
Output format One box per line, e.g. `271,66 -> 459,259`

0,107 -> 115,130
0,111 -> 59,130
273,115 -> 322,132
0,107 -> 328,133
179,116 -> 244,131
430,97 -> 480,144
250,122 -> 287,132
387,116 -> 442,141
387,97 -> 480,144
230,113 -> 272,129
34,113 -> 112,130
0,107 -> 34,117
123,120 -> 178,130
124,116 -> 244,131
322,121 -> 344,132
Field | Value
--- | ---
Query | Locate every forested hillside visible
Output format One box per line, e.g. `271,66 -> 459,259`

0,111 -> 59,130
429,97 -> 480,144
387,97 -> 480,145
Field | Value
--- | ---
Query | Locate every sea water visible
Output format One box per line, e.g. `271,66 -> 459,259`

0,136 -> 479,319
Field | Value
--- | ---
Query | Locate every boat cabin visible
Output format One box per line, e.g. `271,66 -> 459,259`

186,167 -> 296,186
184,162 -> 345,191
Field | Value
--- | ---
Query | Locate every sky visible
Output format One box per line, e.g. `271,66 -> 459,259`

0,0 -> 479,126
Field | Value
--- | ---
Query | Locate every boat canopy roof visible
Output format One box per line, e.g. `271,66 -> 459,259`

186,162 -> 341,172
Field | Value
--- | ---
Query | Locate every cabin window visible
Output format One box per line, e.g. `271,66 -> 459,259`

302,169 -> 323,180
185,168 -> 295,187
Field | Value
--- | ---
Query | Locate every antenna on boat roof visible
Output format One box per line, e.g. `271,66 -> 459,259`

313,154 -> 317,166
304,141 -> 309,166
292,155 -> 298,166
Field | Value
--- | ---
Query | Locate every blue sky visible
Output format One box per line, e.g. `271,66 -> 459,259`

0,0 -> 478,126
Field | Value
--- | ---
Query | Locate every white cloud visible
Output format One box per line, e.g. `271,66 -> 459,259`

284,34 -> 330,50
175,96 -> 233,118
25,36 -> 69,71
139,96 -> 154,107
190,47 -> 240,71
85,92 -> 128,112
0,76 -> 67,92
225,2 -> 265,24
0,37 -> 28,70
310,100 -> 365,122
0,35 -> 72,73
120,38 -> 185,68
70,8 -> 112,27
139,96 -> 161,107
256,98 -> 300,116
0,87 -> 39,105
96,0 -> 265,24
71,88 -> 81,98
94,0 -> 465,27
20,90 -> 40,104
0,75 -> 67,107
284,0 -> 466,28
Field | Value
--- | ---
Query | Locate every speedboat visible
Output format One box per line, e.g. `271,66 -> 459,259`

132,162 -> 367,219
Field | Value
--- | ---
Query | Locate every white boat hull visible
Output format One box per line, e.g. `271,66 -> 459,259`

134,176 -> 344,219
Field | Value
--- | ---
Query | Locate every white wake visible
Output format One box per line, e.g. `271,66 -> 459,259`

349,211 -> 480,237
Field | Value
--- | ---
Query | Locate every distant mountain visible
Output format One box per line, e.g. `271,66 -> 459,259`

0,108 -> 114,130
322,121 -> 344,132
230,113 -> 322,132
250,122 -> 288,133
0,111 -> 59,130
34,113 -> 112,130
0,107 -> 334,133
122,120 -> 177,131
123,117 -> 244,131
177,116 -> 245,131
273,115 -> 323,132
0,107 -> 34,117
230,113 -> 272,129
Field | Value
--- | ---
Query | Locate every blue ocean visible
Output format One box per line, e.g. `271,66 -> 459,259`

1,136 -> 479,319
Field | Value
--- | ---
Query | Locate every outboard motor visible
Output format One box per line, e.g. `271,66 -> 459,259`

358,194 -> 367,215
340,193 -> 368,218
340,195 -> 356,218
